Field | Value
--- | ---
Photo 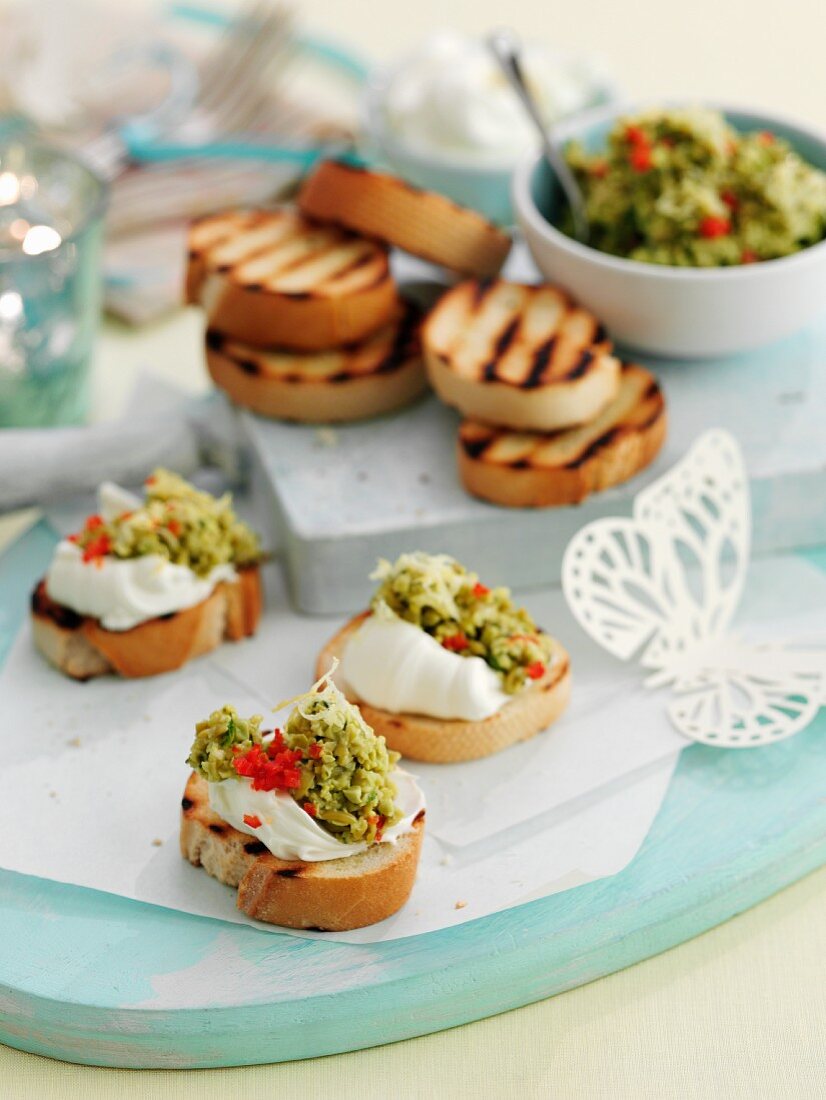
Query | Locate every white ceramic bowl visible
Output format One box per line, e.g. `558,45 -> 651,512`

363,59 -> 617,226
513,102 -> 826,358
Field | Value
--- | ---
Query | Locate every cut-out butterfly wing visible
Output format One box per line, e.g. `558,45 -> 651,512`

667,639 -> 826,747
562,430 -> 750,681
562,429 -> 826,748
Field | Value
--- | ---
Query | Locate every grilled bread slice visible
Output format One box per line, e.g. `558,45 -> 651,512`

458,364 -> 666,508
205,303 -> 427,422
31,567 -> 262,680
180,771 -> 425,930
315,613 -> 571,764
298,160 -> 512,277
187,208 -> 398,349
423,279 -> 620,431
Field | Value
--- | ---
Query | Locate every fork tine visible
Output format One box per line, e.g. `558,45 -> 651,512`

215,28 -> 293,133
198,0 -> 287,115
202,6 -> 294,128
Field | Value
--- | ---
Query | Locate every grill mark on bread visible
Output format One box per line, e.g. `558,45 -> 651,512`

473,278 -> 494,305
192,209 -> 390,300
564,427 -> 621,469
461,433 -> 493,459
644,380 -> 661,400
426,280 -> 614,390
277,867 -> 302,878
564,350 -> 594,382
413,809 -> 426,825
31,582 -> 83,630
483,317 -> 520,381
458,365 -> 664,472
244,840 -> 268,855
181,797 -> 194,812
208,823 -> 226,835
217,302 -> 422,386
524,337 -> 557,389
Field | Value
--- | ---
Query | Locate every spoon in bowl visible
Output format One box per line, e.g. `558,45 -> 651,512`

487,27 -> 589,243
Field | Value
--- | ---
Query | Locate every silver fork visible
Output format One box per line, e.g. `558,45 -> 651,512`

80,0 -> 293,181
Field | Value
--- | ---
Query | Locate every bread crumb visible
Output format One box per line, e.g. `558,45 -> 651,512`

454,900 -> 468,910
66,737 -> 81,748
315,427 -> 338,448
440,854 -> 453,866
49,791 -> 58,799
151,838 -> 163,847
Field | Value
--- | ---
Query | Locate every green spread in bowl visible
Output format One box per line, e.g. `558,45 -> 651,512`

564,107 -> 826,266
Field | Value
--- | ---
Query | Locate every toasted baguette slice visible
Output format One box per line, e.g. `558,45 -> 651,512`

187,208 -> 398,349
315,613 -> 571,763
205,303 -> 427,422
423,279 -> 619,431
31,566 -> 262,680
458,364 -> 667,508
298,160 -> 512,277
180,771 -> 425,930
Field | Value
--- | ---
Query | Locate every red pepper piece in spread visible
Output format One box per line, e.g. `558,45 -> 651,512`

526,661 -> 546,680
308,742 -> 323,760
721,190 -> 739,210
625,125 -> 647,146
85,514 -> 104,531
442,633 -> 469,652
629,145 -> 653,173
699,216 -> 731,239
243,814 -> 262,828
82,535 -> 112,563
303,802 -> 317,816
234,740 -> 303,791
740,249 -> 759,264
472,582 -> 490,597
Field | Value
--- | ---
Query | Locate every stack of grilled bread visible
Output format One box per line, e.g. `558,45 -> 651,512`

422,279 -> 667,506
188,162 -> 512,424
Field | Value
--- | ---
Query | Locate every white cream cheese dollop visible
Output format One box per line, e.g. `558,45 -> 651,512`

207,768 -> 425,862
383,31 -> 606,164
44,481 -> 236,631
340,612 -> 510,721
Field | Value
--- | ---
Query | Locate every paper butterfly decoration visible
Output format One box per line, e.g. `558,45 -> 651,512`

562,430 -> 826,748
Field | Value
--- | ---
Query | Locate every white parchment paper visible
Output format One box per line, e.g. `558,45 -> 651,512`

3,554 -> 819,943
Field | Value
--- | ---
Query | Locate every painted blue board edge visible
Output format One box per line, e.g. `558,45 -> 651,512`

0,527 -> 823,1068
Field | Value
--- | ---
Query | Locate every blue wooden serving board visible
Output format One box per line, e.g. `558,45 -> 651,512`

0,522 -> 824,1069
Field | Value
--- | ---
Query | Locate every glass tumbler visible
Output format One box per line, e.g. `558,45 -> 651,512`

0,134 -> 108,428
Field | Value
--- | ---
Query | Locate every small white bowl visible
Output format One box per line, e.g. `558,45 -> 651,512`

513,102 -> 826,358
362,59 -> 617,226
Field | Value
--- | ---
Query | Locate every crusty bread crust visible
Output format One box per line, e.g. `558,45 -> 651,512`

31,566 -> 262,680
423,279 -> 619,431
315,613 -> 571,763
298,161 -> 512,277
180,771 -> 425,930
201,267 -> 399,350
206,343 -> 428,422
457,365 -> 667,508
205,306 -> 428,422
187,208 -> 400,350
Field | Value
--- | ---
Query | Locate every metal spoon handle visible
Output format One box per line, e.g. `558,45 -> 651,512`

487,28 -> 589,242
